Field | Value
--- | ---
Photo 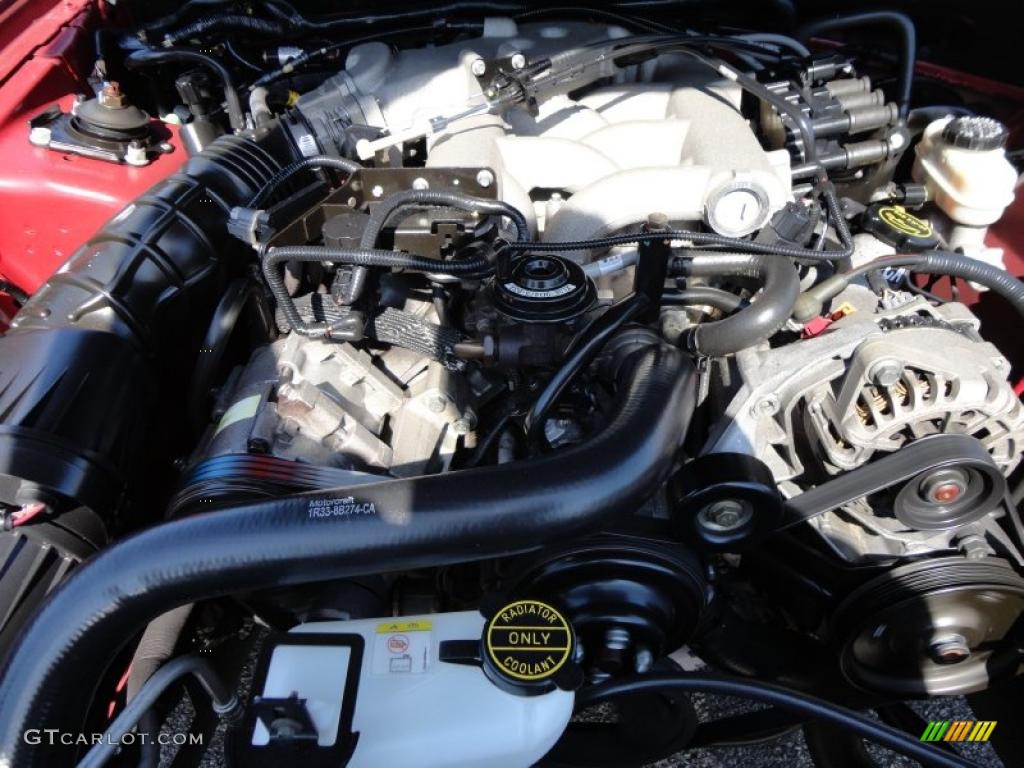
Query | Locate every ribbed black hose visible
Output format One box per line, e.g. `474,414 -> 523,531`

143,0 -> 235,36
578,675 -> 977,768
124,48 -> 245,132
270,246 -> 492,275
500,187 -> 852,263
673,254 -> 800,357
162,15 -> 287,47
913,252 -> 1024,316
250,24 -> 458,88
0,343 -> 695,768
798,251 -> 1024,324
261,246 -> 489,339
263,1 -> 523,30
524,293 -> 649,444
799,11 -> 916,119
249,155 -> 363,208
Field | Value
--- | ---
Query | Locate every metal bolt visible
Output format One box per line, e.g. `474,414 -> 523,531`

411,177 -> 429,191
98,81 -> 128,109
867,358 -> 903,387
930,483 -> 963,503
452,410 -> 477,435
928,634 -> 971,665
697,499 -> 752,533
510,52 -> 527,70
752,395 -> 779,416
125,140 -> 149,167
596,628 -> 632,674
475,169 -> 495,188
371,184 -> 385,198
604,628 -> 631,651
470,58 -> 487,77
919,468 -> 968,504
956,534 -> 989,560
426,394 -> 447,413
634,647 -> 654,674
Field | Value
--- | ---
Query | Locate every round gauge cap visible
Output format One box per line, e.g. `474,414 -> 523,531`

941,116 -> 1008,151
483,599 -> 576,695
861,204 -> 939,252
705,181 -> 771,237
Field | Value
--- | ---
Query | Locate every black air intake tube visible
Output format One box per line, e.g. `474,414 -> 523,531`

0,135 -> 285,514
0,134 -> 288,677
0,343 -> 695,768
11,135 -> 283,349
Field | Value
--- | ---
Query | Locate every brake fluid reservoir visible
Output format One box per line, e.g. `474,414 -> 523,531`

231,606 -> 577,768
912,116 -> 1017,226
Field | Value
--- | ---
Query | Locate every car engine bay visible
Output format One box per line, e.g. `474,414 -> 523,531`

0,2 -> 1022,767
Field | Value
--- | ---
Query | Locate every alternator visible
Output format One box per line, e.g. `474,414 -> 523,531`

704,296 -> 1024,483
806,320 -> 1024,474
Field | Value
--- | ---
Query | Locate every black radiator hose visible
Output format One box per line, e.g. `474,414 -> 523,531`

673,254 -> 800,357
0,342 -> 695,768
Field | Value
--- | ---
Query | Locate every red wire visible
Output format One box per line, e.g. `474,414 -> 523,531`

10,502 -> 45,527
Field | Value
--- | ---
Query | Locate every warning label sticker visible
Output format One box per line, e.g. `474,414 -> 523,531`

372,620 -> 431,675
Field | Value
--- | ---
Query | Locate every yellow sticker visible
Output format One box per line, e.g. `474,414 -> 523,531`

375,620 -> 433,634
878,205 -> 933,237
485,599 -> 572,682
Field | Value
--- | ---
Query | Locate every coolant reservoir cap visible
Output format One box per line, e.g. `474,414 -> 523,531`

483,599 -> 578,695
861,204 -> 939,252
941,116 -> 1008,151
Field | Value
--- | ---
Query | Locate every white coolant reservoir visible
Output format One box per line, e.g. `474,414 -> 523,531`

912,116 -> 1018,226
233,606 -> 577,768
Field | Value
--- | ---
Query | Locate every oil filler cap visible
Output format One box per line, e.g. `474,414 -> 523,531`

482,599 -> 580,695
490,255 -> 596,324
861,204 -> 939,252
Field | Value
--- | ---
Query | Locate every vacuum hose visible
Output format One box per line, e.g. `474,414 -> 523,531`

0,342 -> 696,768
